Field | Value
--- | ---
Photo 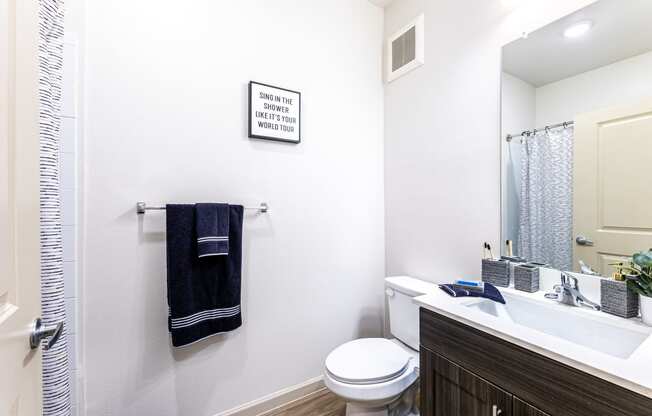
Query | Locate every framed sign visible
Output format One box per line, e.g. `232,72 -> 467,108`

248,81 -> 301,143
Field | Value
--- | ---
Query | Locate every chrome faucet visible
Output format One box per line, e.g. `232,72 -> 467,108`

544,273 -> 601,311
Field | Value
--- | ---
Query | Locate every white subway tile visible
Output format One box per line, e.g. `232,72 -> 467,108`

62,188 -> 76,226
63,261 -> 76,299
60,117 -> 77,154
65,298 -> 77,335
67,334 -> 77,370
60,152 -> 76,190
70,370 -> 78,405
61,44 -> 77,117
63,226 -> 76,262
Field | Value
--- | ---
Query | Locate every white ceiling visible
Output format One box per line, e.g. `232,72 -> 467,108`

367,0 -> 394,8
503,0 -> 652,87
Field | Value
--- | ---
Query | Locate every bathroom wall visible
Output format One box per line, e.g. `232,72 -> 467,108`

383,0 -> 597,282
62,0 -> 86,412
500,72 -> 535,256
536,50 -> 652,126
81,1 -> 384,415
61,34 -> 81,416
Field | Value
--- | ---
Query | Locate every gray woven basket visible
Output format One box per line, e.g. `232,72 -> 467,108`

482,259 -> 510,287
601,279 -> 639,318
514,264 -> 540,293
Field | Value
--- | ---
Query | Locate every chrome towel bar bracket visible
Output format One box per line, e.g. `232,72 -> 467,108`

136,201 -> 269,215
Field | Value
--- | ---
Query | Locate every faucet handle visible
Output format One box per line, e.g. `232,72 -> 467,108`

561,273 -> 579,289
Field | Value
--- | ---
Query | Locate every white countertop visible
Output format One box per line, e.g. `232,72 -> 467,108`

413,285 -> 652,398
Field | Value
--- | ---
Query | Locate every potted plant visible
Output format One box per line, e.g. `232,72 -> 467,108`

617,250 -> 652,325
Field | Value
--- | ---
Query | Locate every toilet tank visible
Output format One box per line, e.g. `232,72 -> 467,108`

385,276 -> 438,351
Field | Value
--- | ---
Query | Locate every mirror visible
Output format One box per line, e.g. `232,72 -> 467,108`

500,0 -> 652,276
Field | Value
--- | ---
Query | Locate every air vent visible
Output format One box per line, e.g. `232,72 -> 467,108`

392,26 -> 416,72
386,14 -> 424,83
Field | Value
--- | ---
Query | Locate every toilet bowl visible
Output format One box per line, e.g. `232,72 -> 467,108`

324,338 -> 419,416
323,276 -> 436,416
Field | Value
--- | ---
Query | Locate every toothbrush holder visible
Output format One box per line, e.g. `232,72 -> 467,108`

513,263 -> 540,293
501,256 -> 528,281
600,279 -> 639,318
482,258 -> 510,287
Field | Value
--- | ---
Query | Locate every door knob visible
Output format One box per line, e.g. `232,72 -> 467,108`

492,405 -> 502,416
30,317 -> 64,350
575,235 -> 594,246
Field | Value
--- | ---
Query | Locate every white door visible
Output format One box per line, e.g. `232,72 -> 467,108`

0,0 -> 44,414
573,98 -> 652,275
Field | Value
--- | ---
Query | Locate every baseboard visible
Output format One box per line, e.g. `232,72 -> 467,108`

214,376 -> 325,416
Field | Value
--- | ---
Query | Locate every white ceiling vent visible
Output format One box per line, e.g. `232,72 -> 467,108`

386,14 -> 424,83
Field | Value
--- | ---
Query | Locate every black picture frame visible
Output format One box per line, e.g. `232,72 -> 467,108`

248,81 -> 301,144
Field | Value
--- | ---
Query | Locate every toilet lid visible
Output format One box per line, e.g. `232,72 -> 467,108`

325,338 -> 412,385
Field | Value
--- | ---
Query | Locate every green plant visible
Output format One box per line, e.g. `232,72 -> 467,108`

613,250 -> 652,297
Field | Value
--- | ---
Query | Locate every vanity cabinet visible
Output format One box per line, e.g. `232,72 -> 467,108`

513,399 -> 548,416
427,352 -> 512,416
419,308 -> 652,416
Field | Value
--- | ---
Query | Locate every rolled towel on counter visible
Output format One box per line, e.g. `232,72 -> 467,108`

439,282 -> 506,304
195,203 -> 230,257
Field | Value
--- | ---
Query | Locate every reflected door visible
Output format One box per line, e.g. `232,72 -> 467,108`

0,0 -> 44,414
573,98 -> 652,274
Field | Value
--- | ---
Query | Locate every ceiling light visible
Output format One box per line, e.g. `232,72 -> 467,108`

564,21 -> 593,38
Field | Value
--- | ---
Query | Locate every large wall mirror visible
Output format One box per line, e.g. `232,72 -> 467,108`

501,0 -> 652,276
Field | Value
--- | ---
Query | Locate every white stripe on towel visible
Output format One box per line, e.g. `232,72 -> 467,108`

198,253 -> 228,258
171,309 -> 241,329
197,236 -> 228,242
171,306 -> 241,328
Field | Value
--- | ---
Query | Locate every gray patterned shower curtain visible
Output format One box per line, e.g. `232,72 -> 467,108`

38,0 -> 70,415
518,126 -> 574,271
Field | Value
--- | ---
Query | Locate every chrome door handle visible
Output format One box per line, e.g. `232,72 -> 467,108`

30,317 -> 64,350
492,405 -> 502,416
575,235 -> 594,246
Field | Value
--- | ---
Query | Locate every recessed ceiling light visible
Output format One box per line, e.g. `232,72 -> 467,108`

564,21 -> 593,38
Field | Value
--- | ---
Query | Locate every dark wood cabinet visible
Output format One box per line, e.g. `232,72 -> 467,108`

513,398 -> 548,416
423,351 -> 511,416
420,307 -> 652,416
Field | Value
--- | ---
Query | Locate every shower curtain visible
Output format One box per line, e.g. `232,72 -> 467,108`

518,126 -> 574,271
38,0 -> 70,415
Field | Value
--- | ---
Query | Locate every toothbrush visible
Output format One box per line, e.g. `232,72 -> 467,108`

484,242 -> 495,259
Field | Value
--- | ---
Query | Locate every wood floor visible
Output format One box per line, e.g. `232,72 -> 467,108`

258,388 -> 346,416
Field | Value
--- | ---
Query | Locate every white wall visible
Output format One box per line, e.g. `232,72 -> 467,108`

61,35 -> 82,416
500,72 -> 535,256
383,0 -> 596,282
81,1 -> 384,415
536,50 -> 652,126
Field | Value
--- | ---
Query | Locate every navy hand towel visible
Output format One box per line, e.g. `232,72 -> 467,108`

166,204 -> 244,347
195,203 -> 230,257
438,282 -> 506,304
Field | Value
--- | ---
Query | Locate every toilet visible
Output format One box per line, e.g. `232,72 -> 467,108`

324,276 -> 436,416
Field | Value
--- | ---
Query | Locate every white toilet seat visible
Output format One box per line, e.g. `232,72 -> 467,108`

323,338 -> 419,404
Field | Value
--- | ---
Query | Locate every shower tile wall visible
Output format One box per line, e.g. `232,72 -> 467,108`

61,33 -> 81,416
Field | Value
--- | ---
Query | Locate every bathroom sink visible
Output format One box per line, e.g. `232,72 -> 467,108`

464,293 -> 652,359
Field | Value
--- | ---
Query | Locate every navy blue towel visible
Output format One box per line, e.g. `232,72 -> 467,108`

438,283 -> 506,304
166,204 -> 244,347
195,203 -> 230,257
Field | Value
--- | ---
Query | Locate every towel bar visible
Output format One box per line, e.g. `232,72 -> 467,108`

136,201 -> 268,215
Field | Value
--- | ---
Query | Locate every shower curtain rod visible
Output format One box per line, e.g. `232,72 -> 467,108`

505,120 -> 574,142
